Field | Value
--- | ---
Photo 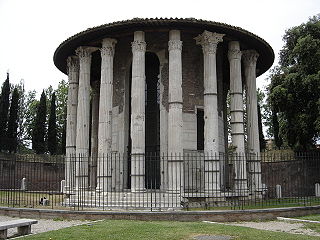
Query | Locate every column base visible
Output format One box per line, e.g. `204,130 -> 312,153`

63,186 -> 75,194
76,187 -> 89,192
96,176 -> 112,192
249,190 -> 263,199
131,188 -> 146,193
234,179 -> 249,197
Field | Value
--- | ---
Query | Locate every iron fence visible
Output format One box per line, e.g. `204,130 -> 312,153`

0,151 -> 320,211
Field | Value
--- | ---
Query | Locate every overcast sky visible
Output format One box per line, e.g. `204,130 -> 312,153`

0,0 -> 319,96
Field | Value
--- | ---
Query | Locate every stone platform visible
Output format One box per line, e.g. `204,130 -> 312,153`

62,190 -> 233,210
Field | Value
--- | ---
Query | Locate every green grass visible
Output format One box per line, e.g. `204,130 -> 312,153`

22,219 -> 320,240
0,190 -> 64,209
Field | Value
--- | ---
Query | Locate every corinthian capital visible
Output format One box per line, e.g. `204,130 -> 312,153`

228,49 -> 242,61
228,41 -> 242,61
131,40 -> 146,52
195,31 -> 224,54
242,50 -> 259,67
75,46 -> 98,63
66,56 -> 79,74
168,40 -> 182,51
101,38 -> 117,57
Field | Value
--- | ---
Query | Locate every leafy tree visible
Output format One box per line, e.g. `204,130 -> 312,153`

6,88 -> 20,153
48,92 -> 57,154
55,80 -> 68,154
268,15 -> 320,151
0,73 -> 10,151
32,91 -> 47,154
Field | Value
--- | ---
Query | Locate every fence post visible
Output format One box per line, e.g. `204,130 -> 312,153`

315,183 -> 320,197
61,180 -> 66,193
21,178 -> 27,191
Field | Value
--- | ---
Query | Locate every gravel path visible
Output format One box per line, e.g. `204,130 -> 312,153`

0,215 -> 90,239
228,221 -> 320,237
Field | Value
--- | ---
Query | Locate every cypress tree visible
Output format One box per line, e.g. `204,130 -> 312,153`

6,88 -> 20,153
32,91 -> 47,154
48,92 -> 57,154
0,73 -> 10,151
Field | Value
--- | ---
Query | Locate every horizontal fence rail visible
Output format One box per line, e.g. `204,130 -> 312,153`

0,152 -> 320,211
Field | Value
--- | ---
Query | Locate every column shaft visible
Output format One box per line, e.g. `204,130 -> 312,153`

168,30 -> 183,193
159,63 -> 168,191
90,82 -> 99,189
75,46 -> 97,190
243,50 -> 262,194
228,41 -> 248,194
130,31 -> 146,192
195,31 -> 224,194
96,38 -> 117,192
65,56 -> 79,192
243,50 -> 260,153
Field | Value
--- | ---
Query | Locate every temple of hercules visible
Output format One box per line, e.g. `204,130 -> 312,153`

53,18 -> 274,209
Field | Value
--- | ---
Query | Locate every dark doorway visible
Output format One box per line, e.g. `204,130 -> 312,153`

197,108 -> 204,151
145,52 -> 160,189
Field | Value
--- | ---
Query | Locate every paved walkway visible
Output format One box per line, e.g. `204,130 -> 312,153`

229,221 -> 320,237
0,215 -> 90,238
203,220 -> 320,237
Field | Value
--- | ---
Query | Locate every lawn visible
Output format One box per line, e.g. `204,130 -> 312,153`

23,219 -> 320,240
0,190 -> 64,208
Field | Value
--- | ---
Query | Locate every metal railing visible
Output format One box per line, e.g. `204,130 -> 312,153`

0,151 -> 319,211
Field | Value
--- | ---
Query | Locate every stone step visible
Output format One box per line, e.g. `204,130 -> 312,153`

63,199 -> 182,209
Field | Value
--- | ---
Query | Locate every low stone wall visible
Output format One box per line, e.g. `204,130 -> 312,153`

0,159 -> 64,191
1,206 -> 320,222
261,158 -> 320,198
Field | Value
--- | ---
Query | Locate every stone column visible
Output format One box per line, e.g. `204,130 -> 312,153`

65,56 -> 79,193
130,31 -> 146,192
243,50 -> 262,194
195,31 -> 224,194
75,46 -> 97,190
96,38 -> 117,192
228,41 -> 248,194
90,81 -> 100,189
168,30 -> 183,193
159,62 -> 168,191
